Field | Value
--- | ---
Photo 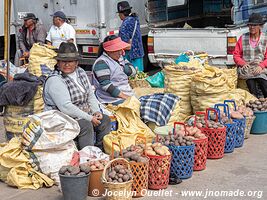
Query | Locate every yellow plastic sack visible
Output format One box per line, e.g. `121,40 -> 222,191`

28,44 -> 57,76
3,86 -> 44,136
133,87 -> 165,98
193,65 -> 229,94
0,138 -> 54,189
164,65 -> 200,120
103,97 -> 155,154
222,67 -> 238,90
6,162 -> 54,189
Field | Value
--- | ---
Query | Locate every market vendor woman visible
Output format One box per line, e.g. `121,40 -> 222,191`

43,42 -> 111,150
92,35 -> 136,105
233,13 -> 267,98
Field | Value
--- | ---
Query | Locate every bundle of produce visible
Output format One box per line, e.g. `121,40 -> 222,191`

246,98 -> 267,112
102,158 -> 133,200
85,160 -> 109,171
129,71 -> 150,88
144,143 -> 171,156
114,144 -> 148,163
59,164 -> 90,176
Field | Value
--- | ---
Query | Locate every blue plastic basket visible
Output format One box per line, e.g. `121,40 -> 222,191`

168,144 -> 195,179
224,100 -> 246,148
233,118 -> 246,148
214,104 -> 237,153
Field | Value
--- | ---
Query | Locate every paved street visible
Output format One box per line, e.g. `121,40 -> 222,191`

0,117 -> 266,200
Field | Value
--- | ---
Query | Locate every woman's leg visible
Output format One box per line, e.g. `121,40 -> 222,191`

94,114 -> 111,151
246,79 -> 258,97
76,119 -> 95,150
256,78 -> 267,98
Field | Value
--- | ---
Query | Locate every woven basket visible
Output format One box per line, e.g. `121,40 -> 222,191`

102,158 -> 133,200
129,79 -> 151,88
244,116 -> 256,139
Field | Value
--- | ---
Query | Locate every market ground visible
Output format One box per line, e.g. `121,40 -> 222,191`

0,117 -> 266,200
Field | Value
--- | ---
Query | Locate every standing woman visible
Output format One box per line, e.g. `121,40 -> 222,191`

117,1 -> 145,71
92,35 -> 136,105
233,13 -> 267,98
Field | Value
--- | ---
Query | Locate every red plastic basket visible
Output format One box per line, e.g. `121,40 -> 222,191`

147,154 -> 171,190
193,137 -> 208,171
195,108 -> 226,159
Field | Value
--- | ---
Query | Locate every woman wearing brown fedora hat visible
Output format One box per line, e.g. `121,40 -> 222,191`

92,35 -> 137,105
43,42 -> 111,150
233,13 -> 267,98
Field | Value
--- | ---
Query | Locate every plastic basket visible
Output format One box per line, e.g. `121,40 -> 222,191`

196,108 -> 226,159
244,116 -> 256,139
214,104 -> 237,153
168,122 -> 195,178
130,136 -> 149,197
224,100 -> 245,148
193,137 -> 208,171
147,154 -> 171,190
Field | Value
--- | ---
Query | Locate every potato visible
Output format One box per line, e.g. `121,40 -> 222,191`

70,166 -> 80,175
122,174 -> 130,182
154,147 -> 165,156
59,166 -> 68,175
80,164 -> 90,173
119,169 -> 126,175
114,165 -> 122,172
152,142 -> 162,148
146,150 -> 156,156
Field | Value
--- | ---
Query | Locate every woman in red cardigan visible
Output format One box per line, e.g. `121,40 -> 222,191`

233,13 -> 267,98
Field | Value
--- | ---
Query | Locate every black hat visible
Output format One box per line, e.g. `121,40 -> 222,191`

51,11 -> 67,20
54,42 -> 80,61
247,13 -> 264,25
23,13 -> 37,20
117,1 -> 132,13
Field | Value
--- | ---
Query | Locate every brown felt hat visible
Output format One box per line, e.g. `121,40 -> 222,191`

54,42 -> 80,61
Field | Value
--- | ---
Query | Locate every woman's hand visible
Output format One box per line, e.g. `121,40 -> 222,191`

91,116 -> 101,127
253,66 -> 263,75
242,64 -> 250,69
93,112 -> 103,120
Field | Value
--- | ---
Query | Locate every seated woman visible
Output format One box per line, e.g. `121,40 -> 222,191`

43,42 -> 111,150
233,13 -> 267,98
92,35 -> 136,105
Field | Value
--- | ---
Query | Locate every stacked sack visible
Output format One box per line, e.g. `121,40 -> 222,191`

164,59 -> 202,123
3,44 -> 56,138
190,65 -> 231,112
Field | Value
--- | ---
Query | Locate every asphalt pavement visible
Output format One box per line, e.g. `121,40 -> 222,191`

0,117 -> 266,200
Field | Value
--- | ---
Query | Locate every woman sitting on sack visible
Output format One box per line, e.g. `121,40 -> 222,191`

233,13 -> 267,98
43,42 -> 111,150
92,35 -> 136,105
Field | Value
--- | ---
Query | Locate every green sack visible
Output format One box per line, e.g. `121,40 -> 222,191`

146,71 -> 165,88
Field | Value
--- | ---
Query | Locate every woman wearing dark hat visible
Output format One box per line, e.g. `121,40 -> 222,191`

92,35 -> 136,105
117,1 -> 145,71
43,42 -> 111,150
233,13 -> 267,98
14,13 -> 47,66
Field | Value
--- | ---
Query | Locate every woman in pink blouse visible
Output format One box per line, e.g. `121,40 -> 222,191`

233,13 -> 267,98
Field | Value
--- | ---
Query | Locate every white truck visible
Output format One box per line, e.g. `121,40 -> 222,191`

147,0 -> 267,66
1,0 -> 196,69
